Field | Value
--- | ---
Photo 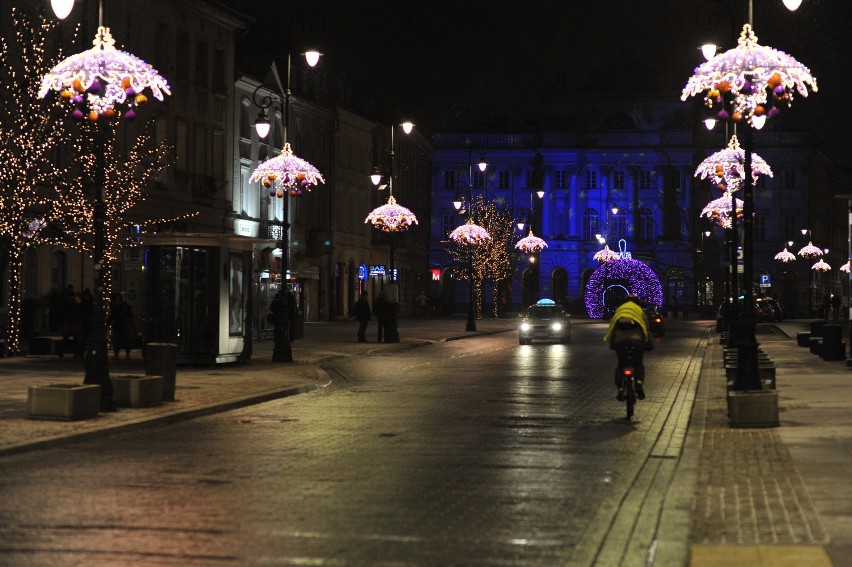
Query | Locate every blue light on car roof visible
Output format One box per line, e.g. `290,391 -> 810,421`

536,299 -> 556,306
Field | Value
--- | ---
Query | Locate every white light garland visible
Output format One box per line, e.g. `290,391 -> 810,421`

773,247 -> 796,263
250,143 -> 325,198
365,195 -> 419,233
449,220 -> 491,246
514,230 -> 548,254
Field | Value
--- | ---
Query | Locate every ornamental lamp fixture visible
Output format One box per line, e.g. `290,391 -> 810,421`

364,195 -> 418,233
700,192 -> 744,229
515,230 -> 548,254
797,241 -> 823,258
694,135 -> 773,193
774,247 -> 796,263
812,259 -> 831,272
593,244 -> 619,263
839,261 -> 850,274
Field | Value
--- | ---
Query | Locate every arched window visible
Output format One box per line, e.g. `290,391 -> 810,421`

551,268 -> 568,305
583,208 -> 599,241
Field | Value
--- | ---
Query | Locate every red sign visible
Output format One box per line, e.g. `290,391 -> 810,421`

430,269 -> 441,281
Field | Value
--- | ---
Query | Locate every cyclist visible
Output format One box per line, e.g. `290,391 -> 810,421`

603,295 -> 654,401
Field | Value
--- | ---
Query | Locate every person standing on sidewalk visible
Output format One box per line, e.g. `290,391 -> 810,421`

353,293 -> 371,342
373,290 -> 390,343
831,293 -> 841,320
107,293 -> 133,360
57,285 -> 81,358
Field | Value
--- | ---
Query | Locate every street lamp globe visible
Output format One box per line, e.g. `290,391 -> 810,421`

478,157 -> 487,172
254,107 -> 271,138
303,50 -> 322,67
51,0 -> 74,19
370,166 -> 382,186
782,0 -> 803,11
401,121 -> 414,134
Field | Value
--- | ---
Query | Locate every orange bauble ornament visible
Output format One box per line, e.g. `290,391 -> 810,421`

102,108 -> 116,119
754,105 -> 766,116
717,183 -> 726,191
87,111 -> 99,122
263,180 -> 271,188
708,89 -> 720,99
276,190 -> 284,198
121,76 -> 132,90
72,78 -> 84,93
731,111 -> 743,122
767,73 -> 782,88
60,89 -> 73,101
296,172 -> 305,180
715,80 -> 731,93
134,94 -> 148,105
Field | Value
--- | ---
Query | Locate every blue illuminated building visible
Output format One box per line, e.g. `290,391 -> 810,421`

429,97 -> 850,318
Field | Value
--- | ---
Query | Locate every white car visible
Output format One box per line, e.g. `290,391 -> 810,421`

519,299 -> 572,345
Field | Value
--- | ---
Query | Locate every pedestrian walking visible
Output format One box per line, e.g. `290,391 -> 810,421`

417,291 -> 429,318
107,293 -> 134,360
353,293 -> 371,342
373,290 -> 390,343
831,293 -> 841,320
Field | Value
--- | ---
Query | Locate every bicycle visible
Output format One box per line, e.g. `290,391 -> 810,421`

616,343 -> 644,420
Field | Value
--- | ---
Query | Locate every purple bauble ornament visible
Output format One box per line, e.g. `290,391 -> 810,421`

124,108 -> 137,121
269,189 -> 276,197
774,85 -> 785,97
717,109 -> 730,120
71,94 -> 84,105
125,87 -> 136,96
86,79 -> 101,94
741,80 -> 752,94
768,106 -> 781,118
72,109 -> 84,120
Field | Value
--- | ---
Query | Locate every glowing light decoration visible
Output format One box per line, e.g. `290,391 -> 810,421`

840,261 -> 850,274
700,192 -> 744,229
797,241 -> 823,259
514,230 -> 547,254
39,26 -> 171,121
694,135 -> 773,192
593,244 -> 619,263
22,218 -> 47,240
774,247 -> 796,263
584,257 -> 663,319
365,195 -> 419,232
682,24 -> 817,126
811,259 -> 831,272
449,220 -> 491,246
250,143 -> 325,198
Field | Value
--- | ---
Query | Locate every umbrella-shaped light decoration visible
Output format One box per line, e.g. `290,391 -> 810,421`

593,244 -> 619,263
840,261 -> 851,273
364,195 -> 418,233
700,192 -> 743,229
694,135 -> 773,192
812,259 -> 831,272
797,241 -> 823,259
774,247 -> 796,263
39,26 -> 171,121
449,220 -> 491,246
250,143 -> 325,198
682,23 -> 817,127
515,230 -> 547,254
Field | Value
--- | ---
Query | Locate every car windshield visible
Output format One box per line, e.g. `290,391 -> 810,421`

527,307 -> 560,318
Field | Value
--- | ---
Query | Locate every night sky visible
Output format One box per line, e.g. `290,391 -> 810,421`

222,0 -> 852,163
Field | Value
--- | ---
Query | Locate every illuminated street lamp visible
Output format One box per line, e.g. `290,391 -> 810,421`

249,53 -> 326,362
683,3 -> 816,393
41,0 -> 170,410
365,122 -> 417,342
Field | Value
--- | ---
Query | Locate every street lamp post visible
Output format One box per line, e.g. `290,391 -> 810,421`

249,52 -> 325,363
684,0 -> 815,395
463,146 -> 487,332
43,0 -> 171,411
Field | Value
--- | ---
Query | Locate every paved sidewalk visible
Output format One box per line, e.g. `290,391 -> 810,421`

662,318 -> 852,567
0,317 -> 512,456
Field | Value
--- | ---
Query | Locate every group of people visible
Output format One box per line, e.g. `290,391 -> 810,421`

823,293 -> 842,320
353,291 -> 397,343
55,285 -> 135,360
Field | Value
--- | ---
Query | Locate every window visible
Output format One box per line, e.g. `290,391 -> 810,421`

498,170 -> 509,189
783,214 -> 797,242
195,40 -> 208,87
583,208 -> 599,241
754,213 -> 766,242
176,31 -> 189,79
212,130 -> 224,179
586,170 -> 597,190
444,170 -> 455,189
525,170 -> 536,188
638,170 -> 653,190
639,208 -> 654,242
554,170 -> 566,189
613,171 -> 625,190
442,214 -> 456,238
783,169 -> 796,190
611,215 -> 627,241
473,170 -> 486,190
212,47 -> 226,92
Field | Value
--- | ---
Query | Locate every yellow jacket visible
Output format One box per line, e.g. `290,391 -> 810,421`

603,301 -> 651,343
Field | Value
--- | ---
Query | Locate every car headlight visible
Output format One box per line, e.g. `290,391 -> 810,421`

520,322 -> 531,332
551,322 -> 563,331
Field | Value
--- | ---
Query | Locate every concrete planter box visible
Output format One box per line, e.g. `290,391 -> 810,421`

111,374 -> 164,407
728,390 -> 779,428
27,383 -> 101,420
